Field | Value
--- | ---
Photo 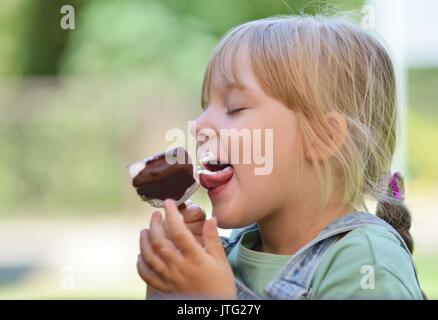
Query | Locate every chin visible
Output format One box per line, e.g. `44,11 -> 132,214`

212,207 -> 235,229
212,204 -> 253,229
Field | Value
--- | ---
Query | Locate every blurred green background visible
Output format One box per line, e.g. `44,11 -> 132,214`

0,0 -> 437,299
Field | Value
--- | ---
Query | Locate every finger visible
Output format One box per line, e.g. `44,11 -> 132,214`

137,254 -> 168,292
139,229 -> 169,279
163,199 -> 202,257
147,285 -> 167,300
184,220 -> 205,236
202,217 -> 226,260
149,211 -> 183,265
193,235 -> 204,246
180,205 -> 206,223
176,199 -> 193,211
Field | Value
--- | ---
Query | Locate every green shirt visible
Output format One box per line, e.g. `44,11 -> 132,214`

228,224 -> 423,299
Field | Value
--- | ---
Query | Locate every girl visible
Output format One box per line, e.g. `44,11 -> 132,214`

137,15 -> 424,299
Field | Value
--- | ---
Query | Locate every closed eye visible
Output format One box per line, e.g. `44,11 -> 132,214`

226,107 -> 247,115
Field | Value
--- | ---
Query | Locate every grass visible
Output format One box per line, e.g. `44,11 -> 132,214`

407,68 -> 438,187
414,255 -> 438,299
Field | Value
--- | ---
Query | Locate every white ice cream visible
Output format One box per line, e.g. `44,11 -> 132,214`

127,161 -> 146,178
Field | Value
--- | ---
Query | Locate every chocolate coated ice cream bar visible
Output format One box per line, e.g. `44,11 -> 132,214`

128,147 -> 199,208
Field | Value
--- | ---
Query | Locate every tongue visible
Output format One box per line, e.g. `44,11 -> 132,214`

199,166 -> 234,189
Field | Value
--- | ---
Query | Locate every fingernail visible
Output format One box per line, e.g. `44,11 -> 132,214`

152,211 -> 161,221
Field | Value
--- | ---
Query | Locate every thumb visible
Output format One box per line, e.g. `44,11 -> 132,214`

202,217 -> 226,259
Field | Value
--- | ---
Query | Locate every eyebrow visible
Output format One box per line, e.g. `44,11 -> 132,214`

224,81 -> 250,93
202,80 -> 253,110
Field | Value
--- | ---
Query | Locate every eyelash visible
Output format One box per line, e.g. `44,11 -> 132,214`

226,107 -> 247,115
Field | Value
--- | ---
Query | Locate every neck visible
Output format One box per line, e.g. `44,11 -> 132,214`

256,198 -> 354,255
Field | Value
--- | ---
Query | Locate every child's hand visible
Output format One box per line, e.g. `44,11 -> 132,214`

137,199 -> 236,299
179,202 -> 206,246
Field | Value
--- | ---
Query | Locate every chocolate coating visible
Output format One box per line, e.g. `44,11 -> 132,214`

132,148 -> 196,201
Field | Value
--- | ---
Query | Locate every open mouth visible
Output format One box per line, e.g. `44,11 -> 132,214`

203,162 -> 231,172
198,160 -> 234,191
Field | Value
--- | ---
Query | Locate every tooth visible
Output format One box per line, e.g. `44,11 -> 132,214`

198,151 -> 216,165
197,165 -> 231,176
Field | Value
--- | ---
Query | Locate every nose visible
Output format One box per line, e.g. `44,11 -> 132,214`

193,110 -> 212,141
193,109 -> 217,153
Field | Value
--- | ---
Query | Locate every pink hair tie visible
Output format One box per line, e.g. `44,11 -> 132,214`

389,172 -> 402,200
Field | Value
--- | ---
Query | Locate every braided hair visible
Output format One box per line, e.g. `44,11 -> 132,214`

376,172 -> 414,253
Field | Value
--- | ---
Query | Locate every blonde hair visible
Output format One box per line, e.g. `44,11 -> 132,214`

201,15 -> 413,252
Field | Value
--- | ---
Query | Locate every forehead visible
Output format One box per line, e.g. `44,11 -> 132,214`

208,46 -> 262,99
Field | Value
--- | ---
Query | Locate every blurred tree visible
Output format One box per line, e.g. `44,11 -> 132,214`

161,0 -> 364,37
1,0 -> 364,77
0,0 -> 21,75
15,0 -> 86,76
60,0 -> 363,86
60,0 -> 218,88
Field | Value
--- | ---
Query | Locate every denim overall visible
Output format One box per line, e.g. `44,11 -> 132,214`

220,211 -> 422,300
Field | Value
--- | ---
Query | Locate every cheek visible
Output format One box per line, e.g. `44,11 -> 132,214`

273,124 -> 301,178
242,112 -> 302,212
215,157 -> 296,229
213,107 -> 302,227
272,123 -> 303,201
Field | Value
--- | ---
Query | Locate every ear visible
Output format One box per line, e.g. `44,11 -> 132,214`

304,111 -> 347,161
